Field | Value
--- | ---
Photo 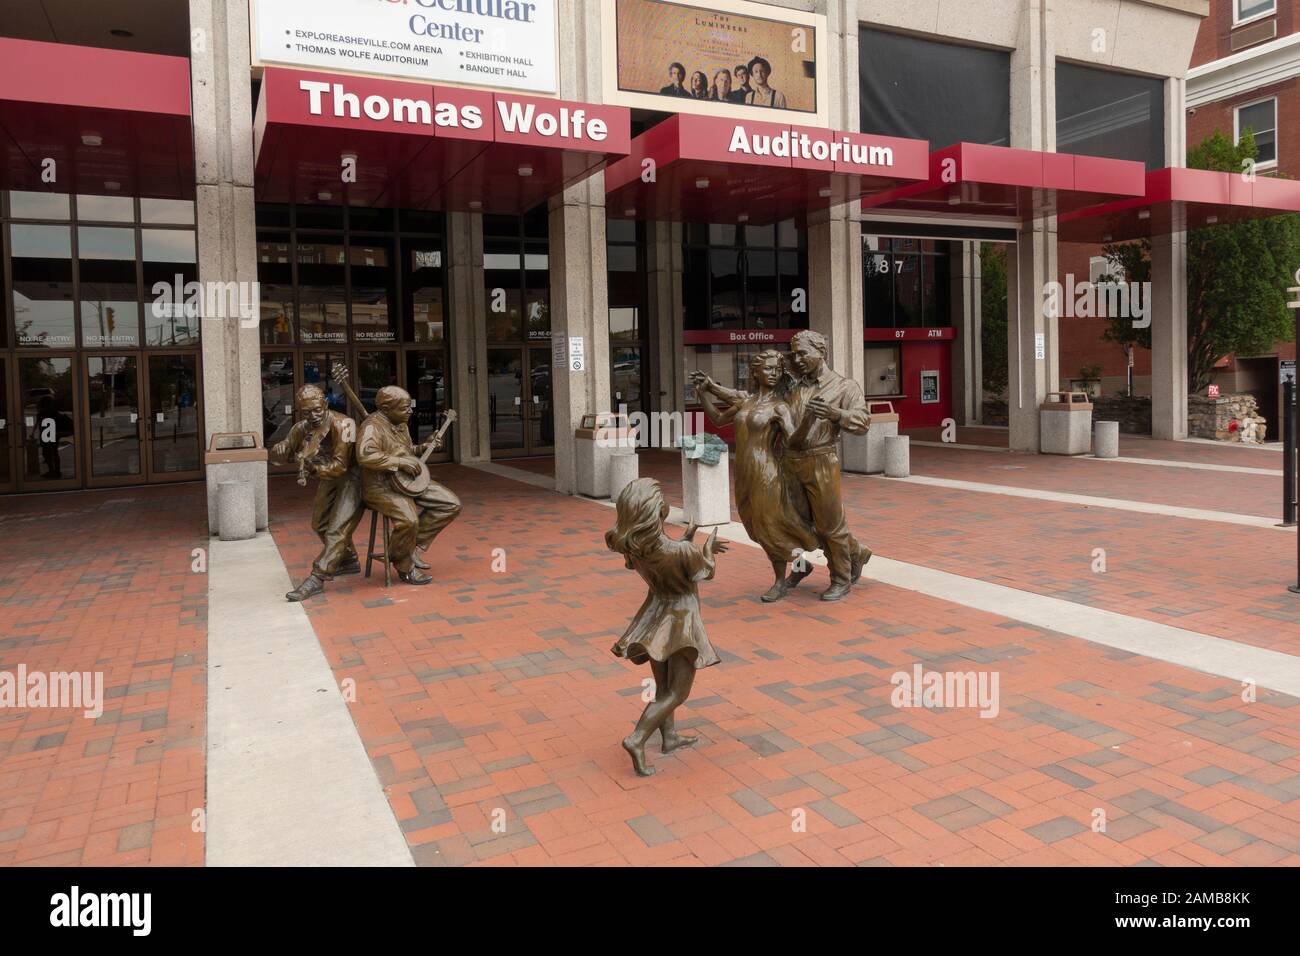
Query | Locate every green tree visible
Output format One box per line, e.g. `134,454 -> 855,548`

979,241 -> 1009,398
1103,128 -> 1300,392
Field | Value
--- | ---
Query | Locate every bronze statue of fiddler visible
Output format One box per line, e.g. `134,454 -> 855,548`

692,329 -> 872,603
607,478 -> 727,777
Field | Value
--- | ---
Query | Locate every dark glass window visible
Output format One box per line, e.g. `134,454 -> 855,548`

141,229 -> 199,346
297,239 -> 347,345
349,239 -> 396,344
682,219 -> 808,332
483,210 -> 551,344
862,237 -> 951,330
78,225 -> 140,348
860,29 -> 1010,148
1056,62 -> 1165,170
257,233 -> 294,345
10,224 -> 75,348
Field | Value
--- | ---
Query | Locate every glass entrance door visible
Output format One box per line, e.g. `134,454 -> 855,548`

524,346 -> 554,456
0,357 -> 15,493
144,353 -> 202,481
16,354 -> 80,492
83,354 -> 144,486
487,347 -> 525,455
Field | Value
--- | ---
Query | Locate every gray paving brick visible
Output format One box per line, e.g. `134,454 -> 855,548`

1039,763 -> 1097,790
730,788 -> 780,817
915,795 -> 974,820
809,797 -> 861,828
627,814 -> 677,848
1026,816 -> 1087,844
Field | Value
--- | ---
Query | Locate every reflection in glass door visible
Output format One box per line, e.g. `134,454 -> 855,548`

145,354 -> 202,479
84,355 -> 143,484
406,349 -> 449,462
17,355 -> 78,491
525,346 -> 554,454
0,358 -> 14,493
487,348 -> 524,454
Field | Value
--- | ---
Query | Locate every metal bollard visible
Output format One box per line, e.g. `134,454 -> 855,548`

1283,379 -> 1296,528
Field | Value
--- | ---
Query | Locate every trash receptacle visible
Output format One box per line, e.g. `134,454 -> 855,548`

1040,391 -> 1093,456
574,413 -> 632,498
205,432 -> 268,534
843,401 -> 900,474
679,432 -> 730,526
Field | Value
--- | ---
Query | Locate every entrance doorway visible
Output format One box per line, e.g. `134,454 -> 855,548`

487,346 -> 553,457
80,351 -> 203,487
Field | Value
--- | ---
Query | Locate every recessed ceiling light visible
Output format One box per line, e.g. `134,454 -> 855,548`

623,207 -> 636,217
468,200 -> 482,210
517,164 -> 533,177
103,181 -> 121,191
110,28 -> 134,38
737,213 -> 749,223
317,190 -> 333,201
695,177 -> 710,189
1137,209 -> 1151,220
1102,233 -> 1112,242
947,194 -> 961,206
81,132 -> 103,147
818,187 -> 832,198
1206,215 -> 1219,225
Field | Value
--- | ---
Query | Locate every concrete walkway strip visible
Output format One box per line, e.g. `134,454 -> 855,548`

878,474 -> 1289,530
471,460 -> 1300,698
207,533 -> 414,867
1082,455 -> 1284,477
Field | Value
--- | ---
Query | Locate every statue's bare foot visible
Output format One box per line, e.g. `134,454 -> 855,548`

622,736 -> 654,776
661,732 -> 698,753
760,581 -> 789,603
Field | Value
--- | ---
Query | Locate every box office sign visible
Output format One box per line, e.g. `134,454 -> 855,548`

601,0 -> 829,127
251,0 -> 558,94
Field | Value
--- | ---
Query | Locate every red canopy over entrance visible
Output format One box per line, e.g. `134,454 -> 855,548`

604,113 -> 929,224
254,68 -> 630,213
859,142 -> 1147,220
0,38 -> 194,199
1057,166 -> 1300,242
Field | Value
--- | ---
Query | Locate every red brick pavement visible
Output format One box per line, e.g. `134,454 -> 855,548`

561,449 -> 1299,654
0,485 -> 207,866
268,467 -> 1300,867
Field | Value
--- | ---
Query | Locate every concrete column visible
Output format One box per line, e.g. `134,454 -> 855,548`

951,242 -> 983,425
809,0 -> 864,386
191,0 -> 261,451
446,210 -> 488,462
1006,0 -> 1057,451
1151,76 -> 1190,440
548,0 -> 610,494
646,220 -> 685,417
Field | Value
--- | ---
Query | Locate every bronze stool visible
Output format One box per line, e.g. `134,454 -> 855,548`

365,509 -> 392,587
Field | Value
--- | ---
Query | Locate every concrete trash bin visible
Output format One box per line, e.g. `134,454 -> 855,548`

205,432 -> 268,533
609,451 -> 640,503
1094,420 -> 1120,459
883,435 -> 911,477
217,481 -> 256,541
1040,391 -> 1093,456
843,401 -> 900,474
575,413 -> 632,498
680,433 -> 730,526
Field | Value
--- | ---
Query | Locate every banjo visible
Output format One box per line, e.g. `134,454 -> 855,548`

393,409 -> 457,497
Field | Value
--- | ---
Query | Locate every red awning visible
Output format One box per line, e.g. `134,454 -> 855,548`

254,68 -> 629,214
0,38 -> 194,199
860,142 -> 1146,220
604,113 -> 929,225
1057,167 -> 1300,242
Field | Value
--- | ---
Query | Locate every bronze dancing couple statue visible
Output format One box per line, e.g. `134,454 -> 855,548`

690,328 -> 872,603
610,330 -> 871,775
269,364 -> 461,601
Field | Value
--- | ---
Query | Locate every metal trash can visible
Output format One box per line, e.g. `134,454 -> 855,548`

1040,391 -> 1094,456
679,432 -> 730,526
574,413 -> 632,498
205,432 -> 268,534
843,401 -> 900,474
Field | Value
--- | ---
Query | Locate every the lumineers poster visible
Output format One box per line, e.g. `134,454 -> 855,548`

608,0 -> 823,120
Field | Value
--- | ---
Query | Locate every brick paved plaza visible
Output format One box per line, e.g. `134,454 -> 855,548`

2,436 -> 1298,867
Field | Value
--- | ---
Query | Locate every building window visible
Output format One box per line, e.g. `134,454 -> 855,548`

608,218 -> 647,416
1235,97 -> 1277,167
862,237 -> 951,329
1235,0 -> 1276,26
682,220 -> 807,331
1056,62 -> 1165,171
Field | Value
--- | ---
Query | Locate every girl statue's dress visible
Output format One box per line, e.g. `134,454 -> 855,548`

611,535 -> 721,670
